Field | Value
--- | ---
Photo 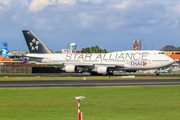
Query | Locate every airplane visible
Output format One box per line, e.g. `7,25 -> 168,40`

22,30 -> 175,75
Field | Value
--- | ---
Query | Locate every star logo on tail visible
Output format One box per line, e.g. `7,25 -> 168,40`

29,38 -> 39,51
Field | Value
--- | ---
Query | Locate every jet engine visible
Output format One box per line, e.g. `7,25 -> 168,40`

125,70 -> 137,72
97,66 -> 110,75
63,65 -> 77,73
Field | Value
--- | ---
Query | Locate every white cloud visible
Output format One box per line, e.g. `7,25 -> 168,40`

171,20 -> 179,28
28,0 -> 55,13
1,0 -> 180,51
105,15 -> 127,30
0,6 -> 3,10
34,17 -> 53,31
106,21 -> 122,30
147,20 -> 157,24
165,1 -> 180,13
91,0 -> 103,4
58,0 -> 76,5
81,0 -> 88,2
81,0 -> 103,4
138,26 -> 150,33
142,0 -> 170,5
78,12 -> 96,29
0,0 -> 10,5
0,0 -> 11,12
110,1 -> 131,9
12,14 -> 20,21
130,26 -> 151,34
0,0 -> 28,8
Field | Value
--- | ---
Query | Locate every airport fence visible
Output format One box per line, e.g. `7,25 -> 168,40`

0,64 -> 46,73
32,67 -> 63,73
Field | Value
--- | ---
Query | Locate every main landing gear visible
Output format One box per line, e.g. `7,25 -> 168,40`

90,72 -> 113,76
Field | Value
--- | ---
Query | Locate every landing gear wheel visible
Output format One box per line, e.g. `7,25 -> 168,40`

106,73 -> 113,75
109,73 -> 113,75
156,73 -> 159,75
91,72 -> 97,76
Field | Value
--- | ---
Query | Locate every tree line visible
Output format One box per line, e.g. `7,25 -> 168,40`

55,46 -> 180,53
81,45 -> 108,53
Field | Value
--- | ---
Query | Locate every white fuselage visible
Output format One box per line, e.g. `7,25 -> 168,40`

26,50 -> 174,71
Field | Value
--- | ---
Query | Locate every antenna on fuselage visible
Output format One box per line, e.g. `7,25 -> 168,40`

152,46 -> 154,50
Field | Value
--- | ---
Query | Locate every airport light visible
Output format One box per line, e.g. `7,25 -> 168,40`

74,96 -> 85,120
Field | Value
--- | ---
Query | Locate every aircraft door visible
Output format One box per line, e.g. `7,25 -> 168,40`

126,60 -> 130,65
42,57 -> 52,62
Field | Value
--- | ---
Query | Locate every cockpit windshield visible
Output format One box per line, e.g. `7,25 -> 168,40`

158,52 -> 164,54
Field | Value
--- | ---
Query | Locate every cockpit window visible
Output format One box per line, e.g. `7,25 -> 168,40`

158,52 -> 164,54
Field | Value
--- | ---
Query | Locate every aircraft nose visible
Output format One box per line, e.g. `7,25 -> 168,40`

169,58 -> 175,64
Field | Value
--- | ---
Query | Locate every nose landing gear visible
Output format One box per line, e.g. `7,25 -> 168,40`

155,69 -> 160,75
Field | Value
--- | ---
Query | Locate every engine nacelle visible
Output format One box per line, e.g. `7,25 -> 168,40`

64,65 -> 77,73
125,70 -> 137,72
97,66 -> 110,74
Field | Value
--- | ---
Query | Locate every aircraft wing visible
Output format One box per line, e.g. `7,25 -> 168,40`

36,62 -> 124,68
36,62 -> 93,66
27,56 -> 45,59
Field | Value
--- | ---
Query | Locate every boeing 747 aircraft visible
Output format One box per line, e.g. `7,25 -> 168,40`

22,30 -> 174,75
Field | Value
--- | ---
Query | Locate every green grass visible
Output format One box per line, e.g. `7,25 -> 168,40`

0,71 -> 180,76
0,76 -> 180,81
0,86 -> 180,120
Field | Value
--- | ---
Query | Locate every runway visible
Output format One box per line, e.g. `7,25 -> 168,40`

0,74 -> 179,77
0,79 -> 180,87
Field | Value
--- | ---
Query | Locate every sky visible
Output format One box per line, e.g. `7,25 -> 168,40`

0,0 -> 180,52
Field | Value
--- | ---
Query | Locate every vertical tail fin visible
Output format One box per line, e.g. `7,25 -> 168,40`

22,30 -> 52,53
